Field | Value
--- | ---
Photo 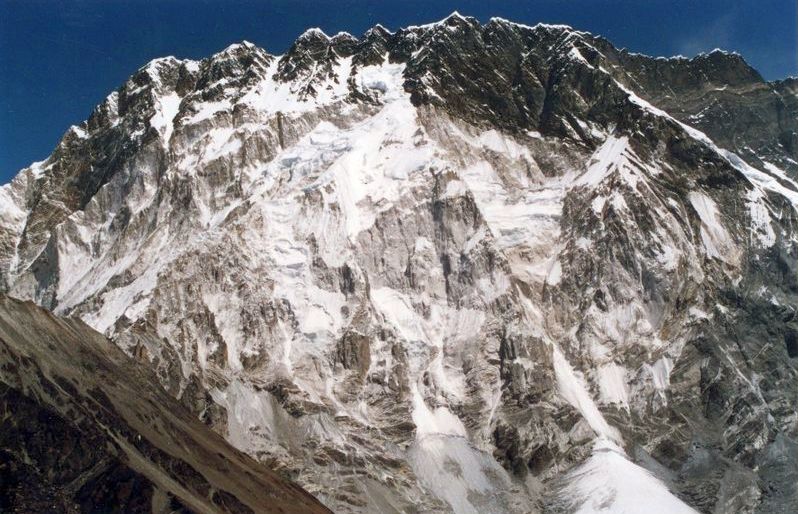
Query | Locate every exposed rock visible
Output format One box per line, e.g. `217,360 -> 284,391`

1,13 -> 796,514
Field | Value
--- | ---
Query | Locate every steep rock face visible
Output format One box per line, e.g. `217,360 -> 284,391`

609,49 -> 798,177
0,295 -> 330,514
1,13 -> 796,514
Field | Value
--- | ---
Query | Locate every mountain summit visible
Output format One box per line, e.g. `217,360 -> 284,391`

1,14 -> 797,513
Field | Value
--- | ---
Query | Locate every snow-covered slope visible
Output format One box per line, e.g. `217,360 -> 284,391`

1,13 -> 796,514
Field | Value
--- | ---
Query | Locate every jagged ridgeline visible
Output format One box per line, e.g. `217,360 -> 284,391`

1,12 -> 797,514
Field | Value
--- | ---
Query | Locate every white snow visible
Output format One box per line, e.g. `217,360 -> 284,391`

407,11 -> 470,31
69,124 -> 88,139
478,129 -> 533,159
184,99 -> 232,125
546,259 -> 563,286
606,67 -> 798,224
100,93 -> 120,128
731,156 -> 798,211
298,27 -> 329,39
411,385 -> 467,437
591,195 -> 606,214
64,225 -> 172,334
247,57 -> 433,239
648,357 -> 674,391
655,237 -> 680,271
550,344 -> 694,514
489,16 -> 576,32
6,37 -> 777,514
409,435 -> 516,514
0,175 -> 30,279
576,237 -> 593,250
610,191 -> 629,212
370,284 -> 518,513
0,182 -> 28,230
356,59 -> 408,103
238,54 -> 356,116
443,179 -> 468,198
562,439 -> 699,514
577,135 -> 628,187
319,98 -> 435,238
569,47 -> 594,68
198,127 -> 243,166
456,151 -> 564,286
183,59 -> 200,73
596,362 -> 629,409
552,346 -> 622,443
688,191 -> 737,263
150,92 -> 181,145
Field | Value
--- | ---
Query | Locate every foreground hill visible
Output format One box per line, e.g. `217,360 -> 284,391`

0,295 -> 330,514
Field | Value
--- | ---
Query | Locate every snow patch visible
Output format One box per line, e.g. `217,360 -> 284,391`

552,346 -> 622,443
408,436 -> 518,514
688,191 -> 737,263
577,135 -> 628,188
596,363 -> 629,409
561,439 -> 699,514
546,259 -> 562,286
747,188 -> 776,247
150,92 -> 181,145
411,385 -> 466,437
648,357 -> 674,391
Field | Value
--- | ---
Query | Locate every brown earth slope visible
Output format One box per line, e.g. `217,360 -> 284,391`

0,294 -> 331,514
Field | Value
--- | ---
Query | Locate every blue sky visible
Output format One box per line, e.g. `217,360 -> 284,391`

1,0 -> 795,183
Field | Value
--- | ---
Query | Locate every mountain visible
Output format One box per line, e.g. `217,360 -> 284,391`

1,12 -> 796,513
0,295 -> 330,513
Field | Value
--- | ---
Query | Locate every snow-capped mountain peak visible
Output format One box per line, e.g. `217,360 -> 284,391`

1,14 -> 796,514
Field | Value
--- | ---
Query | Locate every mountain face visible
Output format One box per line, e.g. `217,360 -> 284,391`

0,295 -> 330,514
1,12 -> 797,513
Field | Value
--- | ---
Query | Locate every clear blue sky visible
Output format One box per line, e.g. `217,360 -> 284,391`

1,0 -> 795,183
